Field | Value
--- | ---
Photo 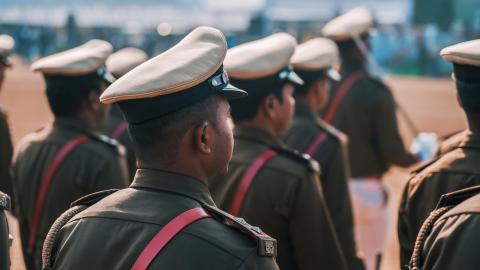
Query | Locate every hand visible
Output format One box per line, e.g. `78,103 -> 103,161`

410,133 -> 439,162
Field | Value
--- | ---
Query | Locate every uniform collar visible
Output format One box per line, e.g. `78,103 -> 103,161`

130,169 -> 216,206
294,102 -> 327,127
54,117 -> 97,137
234,124 -> 287,149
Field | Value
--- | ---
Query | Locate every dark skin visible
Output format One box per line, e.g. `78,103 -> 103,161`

240,83 -> 295,137
137,96 -> 234,186
74,81 -> 111,131
296,76 -> 331,113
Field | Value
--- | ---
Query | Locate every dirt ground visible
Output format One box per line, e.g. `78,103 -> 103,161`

0,59 -> 467,270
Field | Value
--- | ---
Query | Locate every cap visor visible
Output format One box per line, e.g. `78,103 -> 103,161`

286,70 -> 304,86
327,68 -> 341,81
101,72 -> 117,84
219,83 -> 248,99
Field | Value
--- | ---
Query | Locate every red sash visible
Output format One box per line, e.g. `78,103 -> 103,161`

229,150 -> 278,216
111,122 -> 128,140
324,71 -> 363,124
28,135 -> 89,252
131,207 -> 210,270
306,132 -> 328,156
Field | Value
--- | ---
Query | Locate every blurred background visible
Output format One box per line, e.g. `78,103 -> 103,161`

1,0 -> 479,77
0,1 -> 477,269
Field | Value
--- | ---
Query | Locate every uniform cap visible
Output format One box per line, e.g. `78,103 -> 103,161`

224,33 -> 303,85
100,26 -> 246,124
440,39 -> 480,67
0,34 -> 15,66
440,39 -> 480,113
31,39 -> 115,83
322,7 -> 373,41
106,47 -> 148,78
291,38 -> 341,81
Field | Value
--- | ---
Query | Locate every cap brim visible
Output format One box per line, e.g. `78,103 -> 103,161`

100,70 -> 117,84
219,83 -> 248,99
327,68 -> 341,81
284,70 -> 304,86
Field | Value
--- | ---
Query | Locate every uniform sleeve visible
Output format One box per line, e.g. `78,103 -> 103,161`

397,181 -> 414,270
236,250 -> 279,270
315,141 -> 363,270
288,170 -> 349,270
421,214 -> 480,270
0,114 -> 14,197
90,152 -> 129,192
373,85 -> 418,168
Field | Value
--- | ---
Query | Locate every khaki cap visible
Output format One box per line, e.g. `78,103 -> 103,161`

441,39 -> 480,67
31,39 -> 114,82
322,7 -> 373,41
224,33 -> 303,85
106,47 -> 148,78
291,38 -> 341,81
100,26 -> 246,124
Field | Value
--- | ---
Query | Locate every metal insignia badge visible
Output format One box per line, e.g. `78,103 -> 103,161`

264,240 -> 275,256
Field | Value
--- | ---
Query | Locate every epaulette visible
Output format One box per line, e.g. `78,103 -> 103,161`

270,146 -> 321,174
202,204 -> 277,257
435,184 -> 480,209
70,189 -> 119,207
0,192 -> 11,211
318,120 -> 347,143
90,134 -> 126,156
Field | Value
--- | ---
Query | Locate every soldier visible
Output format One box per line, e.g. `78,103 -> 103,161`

284,37 -> 364,270
104,47 -> 148,179
210,33 -> 348,270
12,40 -> 129,269
0,34 -> 15,198
42,27 -> 279,270
409,185 -> 480,270
398,39 -> 480,269
321,8 -> 420,269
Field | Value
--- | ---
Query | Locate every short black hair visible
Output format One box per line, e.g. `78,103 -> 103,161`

128,94 -> 221,163
45,72 -> 104,117
293,69 -> 327,97
229,76 -> 286,123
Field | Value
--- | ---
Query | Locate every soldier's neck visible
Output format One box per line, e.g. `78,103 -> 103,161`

237,119 -> 278,138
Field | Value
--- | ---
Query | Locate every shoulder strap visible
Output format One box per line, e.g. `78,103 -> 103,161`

131,207 -> 210,270
324,71 -> 364,124
229,150 -> 278,216
28,135 -> 89,254
306,132 -> 328,156
111,121 -> 128,140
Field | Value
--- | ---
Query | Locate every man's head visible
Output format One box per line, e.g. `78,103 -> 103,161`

31,39 -> 115,129
440,39 -> 480,129
291,38 -> 341,112
322,7 -> 373,67
100,26 -> 246,182
0,35 -> 15,91
224,33 -> 303,135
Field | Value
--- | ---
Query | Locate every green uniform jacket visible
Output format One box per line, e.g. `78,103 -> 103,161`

414,186 -> 480,270
397,132 -> 480,269
48,169 -> 279,269
211,125 -> 348,270
102,105 -> 136,180
0,107 -> 13,197
283,103 -> 363,270
321,67 -> 417,177
12,118 -> 129,269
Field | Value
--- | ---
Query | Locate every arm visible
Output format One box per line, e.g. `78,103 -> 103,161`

0,114 -> 14,197
374,86 -> 418,168
288,171 -> 349,270
397,181 -> 414,270
237,249 -> 280,270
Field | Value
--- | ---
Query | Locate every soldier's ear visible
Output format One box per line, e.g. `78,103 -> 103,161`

194,121 -> 212,155
87,90 -> 101,111
262,94 -> 278,119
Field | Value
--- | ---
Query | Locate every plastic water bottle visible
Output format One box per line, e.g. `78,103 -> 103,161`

410,133 -> 439,162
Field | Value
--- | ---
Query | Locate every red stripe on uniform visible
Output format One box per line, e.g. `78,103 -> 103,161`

306,132 -> 328,156
324,71 -> 363,124
111,122 -> 128,140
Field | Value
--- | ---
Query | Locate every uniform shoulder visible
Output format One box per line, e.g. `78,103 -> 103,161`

269,146 -> 321,175
201,204 -> 277,258
318,120 -> 347,143
435,185 -> 480,211
83,133 -> 126,157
